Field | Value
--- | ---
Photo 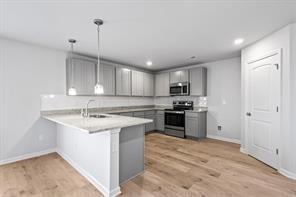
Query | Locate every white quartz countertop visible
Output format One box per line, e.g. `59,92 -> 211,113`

105,107 -> 207,114
105,107 -> 167,114
186,108 -> 208,113
43,113 -> 152,134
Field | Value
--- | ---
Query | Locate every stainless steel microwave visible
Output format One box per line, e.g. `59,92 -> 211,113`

169,82 -> 190,96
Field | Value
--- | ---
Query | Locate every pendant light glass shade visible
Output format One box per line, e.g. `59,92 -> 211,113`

68,87 -> 77,96
94,19 -> 104,95
94,83 -> 104,94
68,39 -> 77,96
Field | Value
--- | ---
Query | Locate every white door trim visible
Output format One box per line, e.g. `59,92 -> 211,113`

247,49 -> 281,64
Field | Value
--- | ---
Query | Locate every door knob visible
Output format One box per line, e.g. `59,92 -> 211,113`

246,112 -> 251,116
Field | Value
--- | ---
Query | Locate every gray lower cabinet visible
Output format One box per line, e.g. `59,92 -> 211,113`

185,112 -> 207,138
117,110 -> 159,133
118,110 -> 163,133
155,111 -> 164,131
116,67 -> 131,96
133,111 -> 145,118
145,115 -> 155,133
119,112 -> 133,117
144,111 -> 156,133
100,61 -> 115,95
190,67 -> 207,96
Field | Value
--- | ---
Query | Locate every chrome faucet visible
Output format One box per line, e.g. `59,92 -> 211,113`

81,99 -> 95,118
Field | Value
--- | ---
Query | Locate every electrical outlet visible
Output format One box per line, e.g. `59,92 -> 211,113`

218,126 -> 222,131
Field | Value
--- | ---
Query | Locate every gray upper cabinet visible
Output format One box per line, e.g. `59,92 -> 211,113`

143,72 -> 154,97
66,55 -> 97,95
100,61 -> 115,95
66,55 -> 207,98
170,70 -> 189,83
131,70 -> 144,96
116,67 -> 131,96
180,70 -> 189,82
155,72 -> 170,97
189,67 -> 207,96
170,71 -> 180,83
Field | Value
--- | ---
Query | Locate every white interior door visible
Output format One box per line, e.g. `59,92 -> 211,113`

247,51 -> 281,169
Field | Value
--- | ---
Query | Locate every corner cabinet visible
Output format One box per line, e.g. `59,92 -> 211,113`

143,73 -> 154,97
185,112 -> 207,138
116,67 -> 131,96
100,61 -> 115,95
189,67 -> 207,96
131,70 -> 144,96
155,72 -> 170,97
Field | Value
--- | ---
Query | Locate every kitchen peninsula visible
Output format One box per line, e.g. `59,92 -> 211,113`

42,112 -> 152,197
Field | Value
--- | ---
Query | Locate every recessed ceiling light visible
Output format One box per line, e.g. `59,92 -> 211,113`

234,38 -> 244,45
146,61 -> 152,66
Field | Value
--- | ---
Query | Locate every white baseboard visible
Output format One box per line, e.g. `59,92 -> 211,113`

120,171 -> 144,185
237,149 -> 296,180
240,147 -> 248,154
207,134 -> 241,144
57,149 -> 121,197
0,148 -> 56,166
279,168 -> 296,180
109,187 -> 121,197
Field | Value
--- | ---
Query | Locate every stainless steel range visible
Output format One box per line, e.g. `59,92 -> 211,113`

164,101 -> 193,138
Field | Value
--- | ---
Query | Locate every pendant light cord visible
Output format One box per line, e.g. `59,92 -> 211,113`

71,42 -> 74,87
97,25 -> 100,84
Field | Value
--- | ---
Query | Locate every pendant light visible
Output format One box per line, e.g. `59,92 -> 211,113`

94,19 -> 104,95
68,39 -> 77,96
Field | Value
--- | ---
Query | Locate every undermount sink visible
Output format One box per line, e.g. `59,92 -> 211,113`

89,114 -> 109,118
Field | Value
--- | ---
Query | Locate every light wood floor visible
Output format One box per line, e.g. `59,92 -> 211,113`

1,133 -> 296,197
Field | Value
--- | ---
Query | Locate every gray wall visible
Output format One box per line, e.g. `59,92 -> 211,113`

0,38 -> 66,163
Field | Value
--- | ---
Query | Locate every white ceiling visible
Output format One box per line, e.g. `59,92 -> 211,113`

1,1 -> 296,70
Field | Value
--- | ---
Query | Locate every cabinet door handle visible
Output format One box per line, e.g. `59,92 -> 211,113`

246,112 -> 251,116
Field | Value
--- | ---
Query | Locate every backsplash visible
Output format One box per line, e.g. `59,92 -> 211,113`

154,96 -> 207,108
41,95 -> 207,111
41,95 -> 154,111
